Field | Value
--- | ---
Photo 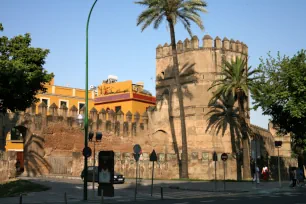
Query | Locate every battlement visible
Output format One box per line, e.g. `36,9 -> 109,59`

250,124 -> 270,135
156,35 -> 248,59
12,102 -> 152,137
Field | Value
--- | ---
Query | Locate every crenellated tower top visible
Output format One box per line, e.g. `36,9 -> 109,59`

156,35 -> 248,59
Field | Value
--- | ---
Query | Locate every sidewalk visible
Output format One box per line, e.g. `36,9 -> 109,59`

126,178 -> 294,193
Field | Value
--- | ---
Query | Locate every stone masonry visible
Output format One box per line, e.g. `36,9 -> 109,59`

0,151 -> 16,182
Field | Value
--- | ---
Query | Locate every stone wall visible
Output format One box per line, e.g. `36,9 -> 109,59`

0,151 -> 16,182
72,151 -> 238,180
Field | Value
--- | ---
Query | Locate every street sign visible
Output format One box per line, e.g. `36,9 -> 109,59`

83,147 -> 92,158
133,144 -> 142,154
221,153 -> 228,161
150,149 -> 157,196
213,152 -> 218,161
133,153 -> 140,162
275,141 -> 283,147
150,150 -> 157,162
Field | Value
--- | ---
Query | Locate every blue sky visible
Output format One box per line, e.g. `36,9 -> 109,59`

1,0 -> 306,129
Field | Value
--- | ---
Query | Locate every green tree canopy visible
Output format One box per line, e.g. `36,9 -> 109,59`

0,23 -> 54,113
252,50 -> 306,138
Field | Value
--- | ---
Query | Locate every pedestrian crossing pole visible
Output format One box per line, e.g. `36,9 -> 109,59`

151,160 -> 155,196
275,141 -> 283,188
278,147 -> 282,188
213,152 -> 217,192
134,160 -> 138,201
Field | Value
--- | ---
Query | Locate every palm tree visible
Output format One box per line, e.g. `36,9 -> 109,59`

135,0 -> 207,178
208,57 -> 259,179
206,94 -> 243,180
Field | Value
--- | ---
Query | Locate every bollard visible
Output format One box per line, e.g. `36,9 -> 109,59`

100,189 -> 104,204
64,192 -> 67,204
160,186 -> 163,200
19,194 -> 22,204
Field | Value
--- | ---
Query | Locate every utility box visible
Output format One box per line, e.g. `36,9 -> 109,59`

98,151 -> 114,197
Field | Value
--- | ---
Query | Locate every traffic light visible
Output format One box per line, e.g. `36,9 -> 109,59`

88,131 -> 94,141
96,132 -> 102,141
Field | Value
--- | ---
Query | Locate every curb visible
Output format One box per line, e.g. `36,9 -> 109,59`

166,185 -> 249,193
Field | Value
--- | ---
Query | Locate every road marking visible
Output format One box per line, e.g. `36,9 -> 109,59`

200,201 -> 215,203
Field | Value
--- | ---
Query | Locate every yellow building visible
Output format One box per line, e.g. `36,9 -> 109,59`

95,79 -> 155,115
35,78 -> 95,113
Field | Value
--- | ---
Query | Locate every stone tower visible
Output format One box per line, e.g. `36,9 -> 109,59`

152,35 -> 248,154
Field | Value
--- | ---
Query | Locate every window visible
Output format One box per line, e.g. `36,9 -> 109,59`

10,128 -> 23,141
59,100 -> 67,108
41,98 -> 49,107
78,103 -> 85,113
115,106 -> 121,113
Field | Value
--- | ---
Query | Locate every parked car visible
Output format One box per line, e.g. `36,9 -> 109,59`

81,166 -> 125,184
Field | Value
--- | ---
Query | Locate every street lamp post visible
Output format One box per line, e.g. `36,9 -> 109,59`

84,0 -> 98,200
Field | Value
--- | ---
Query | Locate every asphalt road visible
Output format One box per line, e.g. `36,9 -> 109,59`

1,177 -> 305,204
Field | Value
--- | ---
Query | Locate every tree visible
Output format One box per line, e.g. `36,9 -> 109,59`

208,57 -> 259,179
0,23 -> 53,113
206,94 -> 243,180
252,50 -> 306,166
135,0 -> 207,178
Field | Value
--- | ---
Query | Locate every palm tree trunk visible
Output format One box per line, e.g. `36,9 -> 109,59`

237,90 -> 251,179
230,124 -> 242,181
167,88 -> 182,178
168,19 -> 189,178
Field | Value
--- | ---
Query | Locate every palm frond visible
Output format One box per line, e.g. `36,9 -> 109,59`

154,14 -> 165,29
135,0 -> 207,35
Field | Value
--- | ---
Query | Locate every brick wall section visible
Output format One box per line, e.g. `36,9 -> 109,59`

0,151 -> 16,182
